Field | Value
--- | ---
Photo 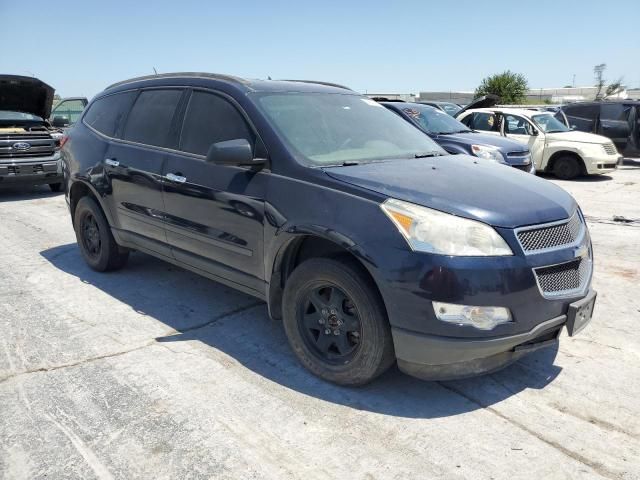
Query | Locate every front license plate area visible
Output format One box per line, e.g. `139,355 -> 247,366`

566,290 -> 597,336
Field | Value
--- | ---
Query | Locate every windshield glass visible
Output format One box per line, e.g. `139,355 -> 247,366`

532,114 -> 570,133
255,93 -> 444,166
401,104 -> 471,135
0,111 -> 43,121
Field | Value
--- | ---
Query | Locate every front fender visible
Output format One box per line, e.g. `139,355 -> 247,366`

542,142 -> 584,169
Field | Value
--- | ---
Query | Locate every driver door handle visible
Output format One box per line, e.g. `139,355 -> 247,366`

165,173 -> 187,183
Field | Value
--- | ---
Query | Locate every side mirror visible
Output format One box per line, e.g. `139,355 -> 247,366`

205,138 -> 265,167
52,115 -> 70,128
531,128 -> 539,136
570,125 -> 577,130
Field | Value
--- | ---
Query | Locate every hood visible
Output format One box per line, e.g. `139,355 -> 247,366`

0,75 -> 55,119
324,155 -> 575,228
546,130 -> 611,145
435,131 -> 528,153
453,94 -> 500,118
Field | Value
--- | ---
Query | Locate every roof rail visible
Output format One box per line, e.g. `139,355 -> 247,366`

278,79 -> 353,91
105,72 -> 249,91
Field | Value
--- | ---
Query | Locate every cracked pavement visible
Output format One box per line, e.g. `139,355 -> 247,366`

0,165 -> 639,479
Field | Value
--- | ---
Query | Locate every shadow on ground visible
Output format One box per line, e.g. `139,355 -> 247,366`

0,184 -> 61,202
41,243 -> 562,419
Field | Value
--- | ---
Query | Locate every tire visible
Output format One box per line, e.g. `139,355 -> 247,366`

49,183 -> 62,192
553,156 -> 581,180
282,257 -> 395,386
74,196 -> 129,271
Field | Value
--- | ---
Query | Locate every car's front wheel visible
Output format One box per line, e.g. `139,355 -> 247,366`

74,196 -> 129,271
553,155 -> 582,180
282,257 -> 395,386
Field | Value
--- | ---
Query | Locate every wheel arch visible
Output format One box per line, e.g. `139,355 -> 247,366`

545,149 -> 585,173
69,179 -> 114,227
266,229 -> 386,322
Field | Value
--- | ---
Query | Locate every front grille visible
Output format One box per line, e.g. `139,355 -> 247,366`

517,211 -> 583,252
0,133 -> 56,160
534,256 -> 591,297
602,143 -> 617,155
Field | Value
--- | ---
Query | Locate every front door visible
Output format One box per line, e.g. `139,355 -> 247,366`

502,114 -> 545,169
161,90 -> 267,295
104,88 -> 185,257
599,103 -> 633,154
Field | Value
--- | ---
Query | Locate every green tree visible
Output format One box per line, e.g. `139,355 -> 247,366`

475,71 -> 529,104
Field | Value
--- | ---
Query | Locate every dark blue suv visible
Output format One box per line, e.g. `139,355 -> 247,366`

382,101 -> 535,173
62,73 -> 595,385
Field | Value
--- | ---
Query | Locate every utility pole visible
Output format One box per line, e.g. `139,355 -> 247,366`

572,74 -> 576,88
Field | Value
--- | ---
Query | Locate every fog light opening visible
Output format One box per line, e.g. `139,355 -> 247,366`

433,302 -> 512,331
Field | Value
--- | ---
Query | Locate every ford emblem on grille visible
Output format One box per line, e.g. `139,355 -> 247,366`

12,142 -> 32,151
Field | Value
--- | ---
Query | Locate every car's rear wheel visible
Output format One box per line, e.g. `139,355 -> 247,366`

282,257 -> 395,386
74,196 -> 129,271
553,156 -> 581,180
49,182 -> 62,192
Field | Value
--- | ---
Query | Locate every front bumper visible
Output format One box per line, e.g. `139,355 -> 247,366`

583,154 -> 621,174
394,314 -> 565,380
0,155 -> 62,186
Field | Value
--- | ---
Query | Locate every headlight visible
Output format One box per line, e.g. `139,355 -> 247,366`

471,144 -> 504,162
381,199 -> 512,256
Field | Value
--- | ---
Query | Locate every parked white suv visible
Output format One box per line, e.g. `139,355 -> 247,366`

457,107 -> 622,179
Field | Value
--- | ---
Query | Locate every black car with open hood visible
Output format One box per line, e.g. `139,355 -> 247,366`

0,75 -> 64,191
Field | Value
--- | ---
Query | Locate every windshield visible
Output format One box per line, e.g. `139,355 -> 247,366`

439,103 -> 462,116
255,93 -> 445,166
401,105 -> 471,135
532,114 -> 570,133
0,111 -> 43,121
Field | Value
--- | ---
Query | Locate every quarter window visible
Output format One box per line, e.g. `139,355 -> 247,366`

123,89 -> 182,147
179,91 -> 254,156
83,91 -> 137,137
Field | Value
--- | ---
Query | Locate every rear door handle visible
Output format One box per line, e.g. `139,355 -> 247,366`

165,173 -> 187,183
104,158 -> 119,167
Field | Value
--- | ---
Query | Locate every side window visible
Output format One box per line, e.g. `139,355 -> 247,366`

471,112 -> 499,132
563,104 -> 598,131
123,89 -> 183,147
83,91 -> 137,137
459,114 -> 473,128
504,115 -> 533,135
51,99 -> 86,125
179,91 -> 254,156
600,103 -> 631,121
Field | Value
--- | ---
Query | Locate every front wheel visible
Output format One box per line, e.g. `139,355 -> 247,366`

74,196 -> 129,271
553,156 -> 582,180
282,258 -> 395,386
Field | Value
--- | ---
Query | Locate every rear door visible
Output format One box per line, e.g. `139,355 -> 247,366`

161,89 -> 267,294
103,88 -> 185,256
599,103 -> 632,153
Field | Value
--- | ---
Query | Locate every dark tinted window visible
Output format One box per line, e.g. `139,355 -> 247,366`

601,103 -> 631,121
470,112 -> 499,132
179,91 -> 253,156
123,89 -> 182,147
563,104 -> 599,131
83,91 -> 137,137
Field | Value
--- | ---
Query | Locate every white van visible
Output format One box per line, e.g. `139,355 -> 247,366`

457,107 -> 621,179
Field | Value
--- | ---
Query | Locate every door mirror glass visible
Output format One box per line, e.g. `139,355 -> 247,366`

52,115 -> 70,128
206,138 -> 263,166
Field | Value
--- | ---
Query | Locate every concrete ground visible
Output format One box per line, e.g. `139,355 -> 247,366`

0,163 -> 639,480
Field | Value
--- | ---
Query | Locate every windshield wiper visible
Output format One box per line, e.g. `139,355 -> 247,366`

414,152 -> 443,158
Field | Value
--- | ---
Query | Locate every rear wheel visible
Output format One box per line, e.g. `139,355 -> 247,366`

553,156 -> 581,180
74,196 -> 128,271
282,258 -> 395,386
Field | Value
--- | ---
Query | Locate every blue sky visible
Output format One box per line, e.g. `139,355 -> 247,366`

1,0 -> 638,98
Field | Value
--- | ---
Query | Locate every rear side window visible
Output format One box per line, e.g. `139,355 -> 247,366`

123,89 -> 182,147
470,112 -> 499,132
179,91 -> 254,156
600,103 -> 631,121
83,91 -> 137,137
